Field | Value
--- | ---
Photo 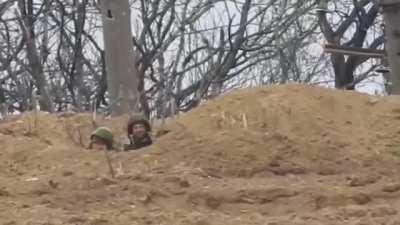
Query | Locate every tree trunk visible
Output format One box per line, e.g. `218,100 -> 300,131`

318,1 -> 381,91
0,86 -> 6,119
381,0 -> 400,94
100,0 -> 139,116
73,0 -> 87,111
18,0 -> 53,112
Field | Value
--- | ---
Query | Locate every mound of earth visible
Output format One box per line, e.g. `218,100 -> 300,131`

1,84 -> 400,225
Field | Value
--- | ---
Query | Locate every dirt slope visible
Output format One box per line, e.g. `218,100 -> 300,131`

1,84 -> 400,225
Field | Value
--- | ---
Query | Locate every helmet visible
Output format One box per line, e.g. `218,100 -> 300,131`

127,113 -> 151,135
90,127 -> 114,149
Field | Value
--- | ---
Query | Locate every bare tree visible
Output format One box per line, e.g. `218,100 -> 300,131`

130,0 -> 319,117
17,0 -> 53,112
0,0 -> 330,118
317,0 -> 384,90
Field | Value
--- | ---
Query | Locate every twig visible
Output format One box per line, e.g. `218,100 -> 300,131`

77,128 -> 85,148
33,94 -> 39,130
116,161 -> 124,177
104,150 -> 115,178
92,99 -> 98,129
93,98 -> 97,121
26,114 -> 32,134
242,113 -> 248,129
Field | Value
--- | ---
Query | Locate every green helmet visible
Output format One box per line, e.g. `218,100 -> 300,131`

127,113 -> 151,134
90,127 -> 114,149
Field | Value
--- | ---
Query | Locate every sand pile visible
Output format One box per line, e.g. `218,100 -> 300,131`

1,84 -> 400,225
156,85 -> 400,176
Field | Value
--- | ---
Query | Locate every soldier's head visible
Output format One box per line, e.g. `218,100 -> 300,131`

127,113 -> 151,140
90,127 -> 114,150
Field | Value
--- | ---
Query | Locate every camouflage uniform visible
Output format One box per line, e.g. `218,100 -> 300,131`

89,127 -> 114,150
124,113 -> 153,151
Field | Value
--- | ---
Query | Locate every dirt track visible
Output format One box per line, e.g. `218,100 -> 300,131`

1,85 -> 400,224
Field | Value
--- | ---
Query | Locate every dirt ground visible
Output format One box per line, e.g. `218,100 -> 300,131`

2,84 -> 400,225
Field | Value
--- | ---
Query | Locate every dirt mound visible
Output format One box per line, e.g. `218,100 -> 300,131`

1,84 -> 400,225
157,85 -> 400,176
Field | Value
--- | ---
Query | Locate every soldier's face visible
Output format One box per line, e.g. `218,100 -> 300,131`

132,123 -> 147,138
92,137 -> 107,150
93,142 -> 107,150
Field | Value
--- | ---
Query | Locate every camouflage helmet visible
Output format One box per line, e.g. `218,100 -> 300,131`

127,113 -> 151,135
90,127 -> 114,149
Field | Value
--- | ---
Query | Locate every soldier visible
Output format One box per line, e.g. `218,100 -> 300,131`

124,113 -> 153,151
89,127 -> 114,151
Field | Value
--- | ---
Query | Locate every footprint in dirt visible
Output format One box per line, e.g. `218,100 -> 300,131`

66,216 -> 87,224
90,218 -> 109,225
3,221 -> 17,225
0,188 -> 11,197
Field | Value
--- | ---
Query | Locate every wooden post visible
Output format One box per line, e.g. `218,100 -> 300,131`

99,0 -> 139,115
380,0 -> 400,94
